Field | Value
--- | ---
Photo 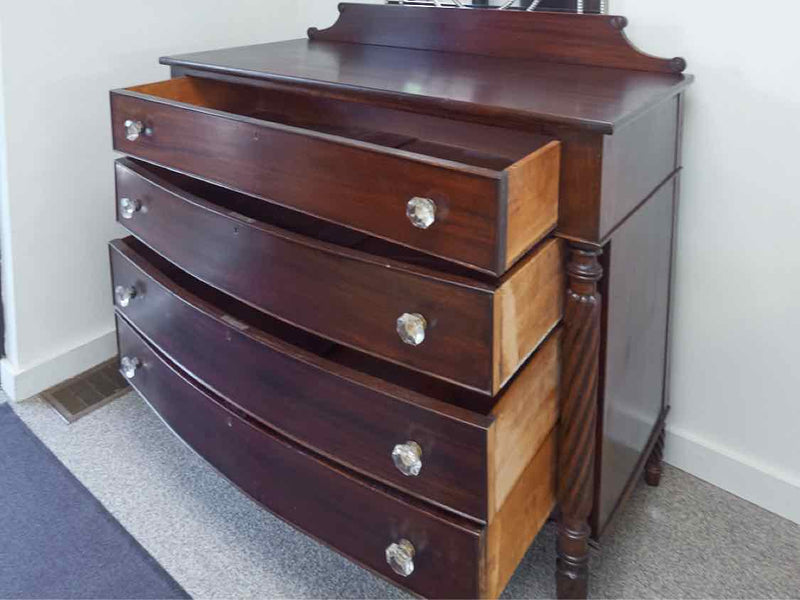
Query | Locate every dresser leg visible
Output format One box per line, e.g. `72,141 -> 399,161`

556,244 -> 602,600
645,426 -> 665,487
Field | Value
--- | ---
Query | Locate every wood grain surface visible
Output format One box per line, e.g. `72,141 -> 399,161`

483,430 -> 557,599
556,245 -> 602,599
494,238 -> 565,391
116,314 -> 484,599
111,237 -> 560,524
110,238 -> 491,520
115,158 -> 561,395
111,76 -> 560,275
310,4 -> 687,73
162,36 -> 691,134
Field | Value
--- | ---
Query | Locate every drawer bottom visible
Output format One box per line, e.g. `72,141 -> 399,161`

116,313 -> 554,598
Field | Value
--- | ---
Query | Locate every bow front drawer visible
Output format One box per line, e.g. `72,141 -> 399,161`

111,236 -> 558,525
114,159 -> 563,395
115,314 -> 483,599
110,76 -> 560,276
116,284 -> 556,599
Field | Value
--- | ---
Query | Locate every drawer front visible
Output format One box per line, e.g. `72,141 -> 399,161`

115,159 -> 495,393
116,315 -> 483,598
111,89 -> 503,274
110,239 -> 491,521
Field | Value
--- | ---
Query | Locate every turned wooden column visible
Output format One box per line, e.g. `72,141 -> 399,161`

645,427 -> 666,487
556,244 -> 602,600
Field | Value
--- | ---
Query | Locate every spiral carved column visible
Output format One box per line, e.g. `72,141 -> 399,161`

645,427 -> 666,487
556,244 -> 602,600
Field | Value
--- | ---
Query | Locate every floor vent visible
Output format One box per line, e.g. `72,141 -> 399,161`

41,359 -> 129,423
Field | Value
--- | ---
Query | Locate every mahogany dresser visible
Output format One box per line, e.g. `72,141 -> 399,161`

108,4 -> 692,598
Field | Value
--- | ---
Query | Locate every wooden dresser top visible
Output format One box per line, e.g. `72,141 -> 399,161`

161,4 -> 692,134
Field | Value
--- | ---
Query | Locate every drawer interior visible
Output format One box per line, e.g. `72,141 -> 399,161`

125,236 -> 498,415
125,77 -> 554,172
126,159 -> 498,284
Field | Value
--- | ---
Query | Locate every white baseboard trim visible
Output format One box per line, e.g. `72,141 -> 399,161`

1,329 -> 118,401
665,426 -> 800,525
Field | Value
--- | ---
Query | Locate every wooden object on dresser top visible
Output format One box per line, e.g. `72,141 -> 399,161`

109,4 -> 692,599
110,236 -> 559,524
114,157 -> 564,396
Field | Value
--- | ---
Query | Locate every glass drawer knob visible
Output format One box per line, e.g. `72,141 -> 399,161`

119,197 -> 142,219
386,539 -> 416,577
124,119 -> 144,141
115,285 -> 137,308
397,313 -> 427,346
406,197 -> 436,229
392,441 -> 422,477
120,356 -> 141,379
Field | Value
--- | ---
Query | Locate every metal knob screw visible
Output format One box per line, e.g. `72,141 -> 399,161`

119,197 -> 142,219
124,119 -> 145,141
385,539 -> 416,578
120,356 -> 141,379
406,197 -> 436,229
115,285 -> 137,308
392,441 -> 423,477
396,313 -> 427,346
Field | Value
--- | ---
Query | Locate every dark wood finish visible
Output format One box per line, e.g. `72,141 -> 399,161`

109,237 -> 490,519
645,428 -> 665,487
593,177 -> 676,532
115,158 -> 562,394
557,245 -> 602,599
598,96 -> 681,239
110,77 -> 560,276
310,4 -> 685,74
546,95 -> 680,243
163,39 -> 692,134
113,157 -> 493,392
596,406 -> 668,538
115,315 -> 483,599
108,7 -> 693,598
158,15 -> 691,244
110,235 -> 561,523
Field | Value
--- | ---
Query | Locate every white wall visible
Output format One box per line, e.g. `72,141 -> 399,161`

0,1 -> 348,399
614,0 -> 800,523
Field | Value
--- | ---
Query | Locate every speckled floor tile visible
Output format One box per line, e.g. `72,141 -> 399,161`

7,391 -> 800,599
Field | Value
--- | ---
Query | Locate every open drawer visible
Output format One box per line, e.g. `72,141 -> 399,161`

116,159 -> 564,395
110,76 -> 560,276
111,236 -> 557,534
114,158 -> 563,395
117,311 -> 556,598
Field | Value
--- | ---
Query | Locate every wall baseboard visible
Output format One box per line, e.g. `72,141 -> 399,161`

1,329 -> 118,401
665,426 -> 800,525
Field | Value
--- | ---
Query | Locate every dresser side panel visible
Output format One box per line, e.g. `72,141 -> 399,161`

596,178 -> 676,531
599,96 -> 680,239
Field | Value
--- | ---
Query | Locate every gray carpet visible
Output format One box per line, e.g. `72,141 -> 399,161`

0,403 -> 189,599
7,392 -> 800,599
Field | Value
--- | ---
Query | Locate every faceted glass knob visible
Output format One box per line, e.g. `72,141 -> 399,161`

119,197 -> 142,219
120,356 -> 141,379
385,539 -> 415,578
396,313 -> 427,346
124,119 -> 144,141
406,197 -> 436,229
392,441 -> 422,477
115,285 -> 137,308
